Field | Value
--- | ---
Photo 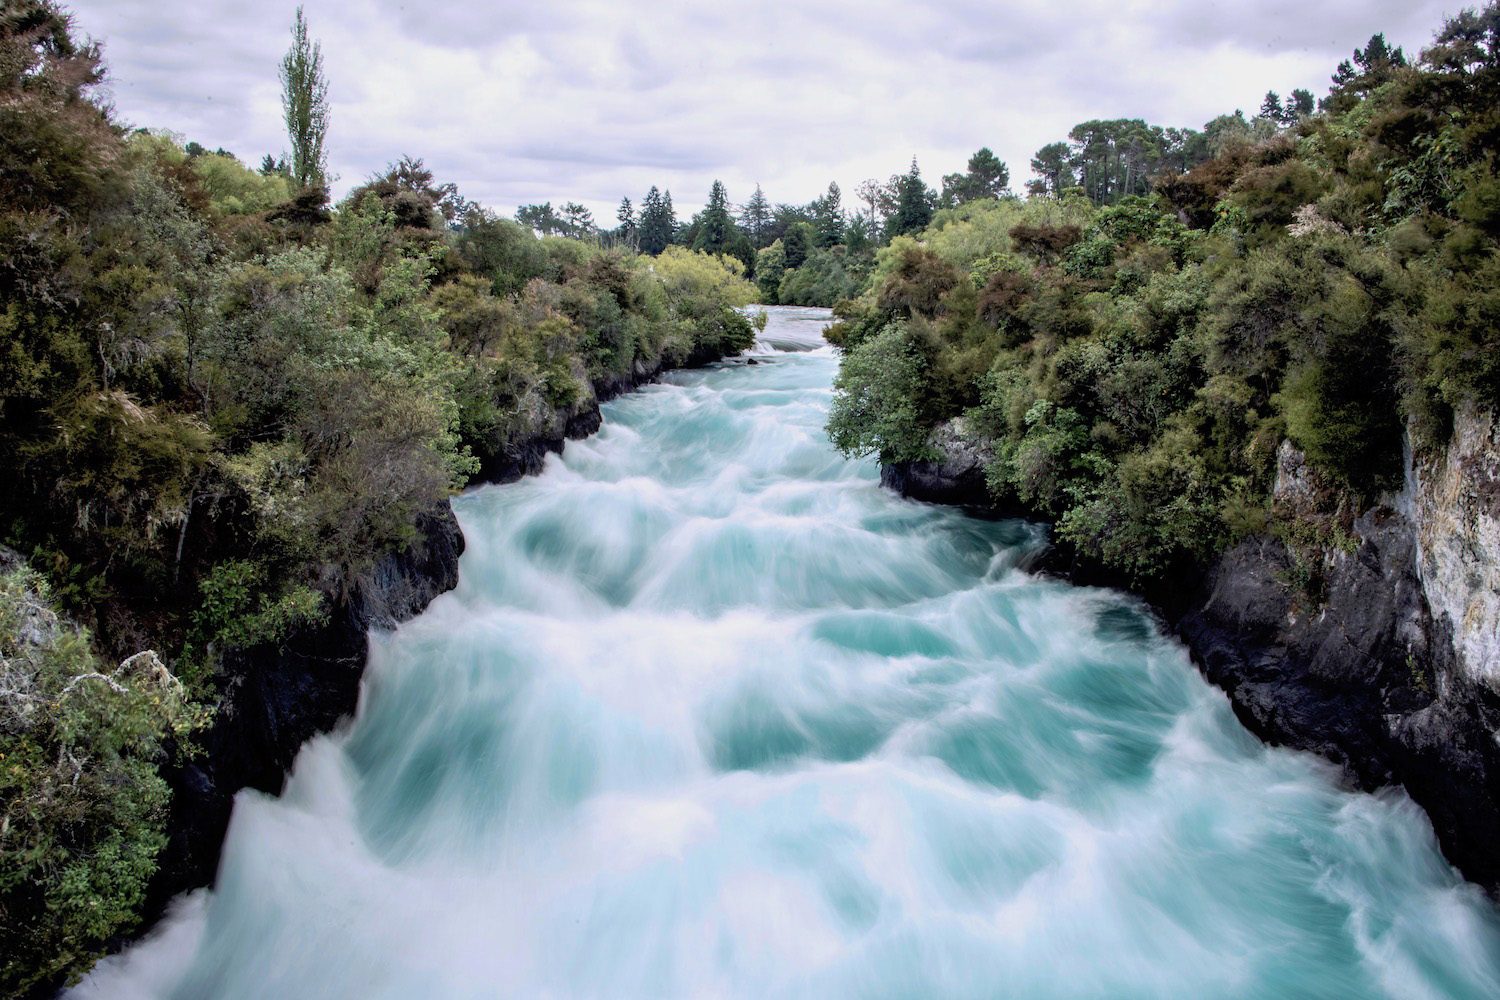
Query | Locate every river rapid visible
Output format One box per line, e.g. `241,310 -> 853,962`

76,306 -> 1500,999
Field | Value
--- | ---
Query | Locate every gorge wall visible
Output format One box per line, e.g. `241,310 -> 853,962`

885,410 -> 1500,893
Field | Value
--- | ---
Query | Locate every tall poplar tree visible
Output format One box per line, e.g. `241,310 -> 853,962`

279,6 -> 330,189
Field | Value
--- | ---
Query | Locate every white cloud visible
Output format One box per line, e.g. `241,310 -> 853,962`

66,0 -> 1459,222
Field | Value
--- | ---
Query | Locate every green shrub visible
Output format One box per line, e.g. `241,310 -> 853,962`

827,325 -> 941,464
1,566 -> 207,995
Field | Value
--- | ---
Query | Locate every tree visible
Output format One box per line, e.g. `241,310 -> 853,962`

1259,91 -> 1285,122
616,196 -> 637,250
1354,32 -> 1407,75
1064,118 -> 1165,204
1030,142 -> 1075,198
1288,88 -> 1315,118
739,184 -> 772,248
855,178 -> 888,241
279,6 -> 330,189
890,158 -> 935,236
560,201 -> 595,237
756,239 -> 787,302
663,190 -> 678,242
516,201 -> 565,235
813,181 -> 845,247
638,185 -> 675,255
1326,30 -> 1410,110
942,147 -> 1011,205
692,179 -> 733,255
782,222 -> 811,268
845,214 -> 873,256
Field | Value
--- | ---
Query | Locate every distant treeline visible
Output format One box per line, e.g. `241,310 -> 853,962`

520,39 -> 1409,311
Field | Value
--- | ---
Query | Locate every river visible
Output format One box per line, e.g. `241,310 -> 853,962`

76,306 -> 1500,999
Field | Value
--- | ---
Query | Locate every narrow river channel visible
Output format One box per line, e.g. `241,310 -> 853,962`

77,306 -> 1500,999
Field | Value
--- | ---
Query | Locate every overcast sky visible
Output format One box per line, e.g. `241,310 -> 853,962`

67,0 -> 1458,223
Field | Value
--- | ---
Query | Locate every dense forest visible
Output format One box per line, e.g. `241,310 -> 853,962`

0,2 -> 760,992
827,9 -> 1499,590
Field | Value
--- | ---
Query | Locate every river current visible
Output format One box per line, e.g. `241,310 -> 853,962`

77,306 -> 1500,999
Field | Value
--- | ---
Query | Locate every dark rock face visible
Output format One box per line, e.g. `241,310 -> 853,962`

882,451 -> 1500,894
150,507 -> 464,910
881,419 -> 998,509
1181,514 -> 1500,892
471,358 -> 670,484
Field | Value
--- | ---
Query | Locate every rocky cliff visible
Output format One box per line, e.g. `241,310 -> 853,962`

886,413 -> 1500,893
149,506 -> 465,911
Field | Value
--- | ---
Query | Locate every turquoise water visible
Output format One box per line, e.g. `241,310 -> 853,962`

77,307 -> 1500,999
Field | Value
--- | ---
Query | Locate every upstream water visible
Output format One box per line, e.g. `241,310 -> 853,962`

79,307 -> 1500,999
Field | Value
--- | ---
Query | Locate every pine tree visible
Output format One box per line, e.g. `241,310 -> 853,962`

560,202 -> 594,238
1029,143 -> 1074,198
616,196 -> 637,250
638,185 -> 673,255
1259,91 -> 1284,122
891,158 -> 934,236
942,148 -> 1011,205
814,181 -> 845,247
692,180 -> 734,255
739,184 -> 772,248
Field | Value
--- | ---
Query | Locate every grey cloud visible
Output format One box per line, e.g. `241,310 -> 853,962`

64,0 -> 1464,223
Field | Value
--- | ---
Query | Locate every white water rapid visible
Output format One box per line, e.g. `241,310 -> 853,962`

75,306 -> 1500,999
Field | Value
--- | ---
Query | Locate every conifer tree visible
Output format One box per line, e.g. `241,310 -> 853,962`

639,185 -> 673,255
739,184 -> 772,248
941,148 -> 1011,206
814,181 -> 845,247
891,158 -> 934,236
616,196 -> 637,250
693,180 -> 734,255
663,190 -> 677,241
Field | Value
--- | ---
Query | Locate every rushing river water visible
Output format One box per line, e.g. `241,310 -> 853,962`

78,306 -> 1500,999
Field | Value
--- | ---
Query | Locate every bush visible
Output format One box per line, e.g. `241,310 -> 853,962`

1,565 -> 207,995
827,325 -> 941,464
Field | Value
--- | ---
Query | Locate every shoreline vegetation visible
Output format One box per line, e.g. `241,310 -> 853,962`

2,0 -> 1498,993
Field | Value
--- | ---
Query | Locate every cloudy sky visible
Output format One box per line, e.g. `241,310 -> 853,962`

67,0 -> 1456,222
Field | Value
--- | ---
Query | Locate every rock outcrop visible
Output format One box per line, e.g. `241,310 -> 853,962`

879,417 -> 999,508
150,506 -> 465,909
1404,404 -> 1500,692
